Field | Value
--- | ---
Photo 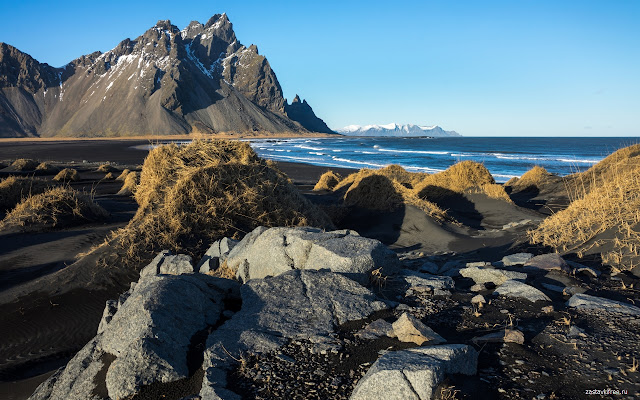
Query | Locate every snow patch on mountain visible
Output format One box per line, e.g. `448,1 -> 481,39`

337,123 -> 461,137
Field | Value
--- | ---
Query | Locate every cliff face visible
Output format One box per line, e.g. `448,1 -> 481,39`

0,14 -> 329,137
284,95 -> 335,134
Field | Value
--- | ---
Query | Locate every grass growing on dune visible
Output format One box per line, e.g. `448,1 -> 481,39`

415,160 -> 495,193
0,176 -> 52,211
530,144 -> 640,272
11,158 -> 38,171
330,167 -> 449,221
0,186 -> 108,231
313,171 -> 341,191
35,162 -> 60,174
116,169 -> 131,181
53,168 -> 80,182
89,140 -> 333,269
97,164 -> 118,173
117,172 -> 139,196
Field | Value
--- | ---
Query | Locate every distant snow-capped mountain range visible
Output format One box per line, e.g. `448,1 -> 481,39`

337,123 -> 460,137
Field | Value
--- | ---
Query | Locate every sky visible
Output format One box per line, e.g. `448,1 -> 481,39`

1,0 -> 639,136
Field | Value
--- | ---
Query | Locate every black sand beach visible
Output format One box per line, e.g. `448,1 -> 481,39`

0,139 -> 638,400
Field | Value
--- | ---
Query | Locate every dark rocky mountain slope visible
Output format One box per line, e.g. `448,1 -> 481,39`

0,14 -> 334,137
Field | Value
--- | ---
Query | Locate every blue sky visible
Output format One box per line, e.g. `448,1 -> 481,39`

1,0 -> 638,136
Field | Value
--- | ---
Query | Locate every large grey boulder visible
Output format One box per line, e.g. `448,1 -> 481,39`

197,237 -> 239,273
201,269 -> 388,397
567,293 -> 640,316
29,273 -> 240,400
459,266 -> 527,286
493,280 -> 551,302
350,345 -> 478,400
29,337 -> 104,400
226,226 -> 400,284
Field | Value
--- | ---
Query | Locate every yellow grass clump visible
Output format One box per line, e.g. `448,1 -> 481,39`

506,166 -> 556,192
333,168 -> 449,221
53,168 -> 80,182
411,160 -> 512,203
97,164 -> 118,173
104,172 -> 115,180
116,169 -> 131,181
415,161 -> 495,195
0,186 -> 108,231
0,176 -> 52,210
117,172 -> 139,195
529,155 -> 640,271
479,183 -> 514,203
11,158 -> 39,171
313,170 -> 342,191
35,162 -> 60,174
96,139 -> 333,267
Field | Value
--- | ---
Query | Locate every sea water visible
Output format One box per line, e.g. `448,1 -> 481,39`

248,137 -> 640,183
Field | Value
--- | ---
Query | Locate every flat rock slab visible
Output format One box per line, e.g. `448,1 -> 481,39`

494,279 -> 551,302
567,293 -> 640,316
201,269 -> 388,397
524,253 -> 571,273
350,344 -> 478,400
398,269 -> 454,295
29,273 -> 239,400
226,227 -> 400,285
502,253 -> 533,266
459,266 -> 527,286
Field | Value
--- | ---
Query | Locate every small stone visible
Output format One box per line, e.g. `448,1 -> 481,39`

471,294 -> 486,305
504,329 -> 525,344
541,305 -> 554,314
391,313 -> 446,345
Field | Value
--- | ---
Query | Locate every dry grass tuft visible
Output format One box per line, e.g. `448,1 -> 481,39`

411,161 -> 512,203
92,139 -> 332,269
97,164 -> 118,173
335,169 -> 448,221
103,172 -> 116,180
507,166 -> 558,193
117,172 -> 139,196
0,186 -> 108,231
116,169 -> 131,181
53,168 -> 80,182
479,183 -> 514,203
11,159 -> 39,171
313,170 -> 341,191
530,145 -> 640,271
35,162 -> 60,174
134,140 -> 258,210
415,161 -> 495,195
0,176 -> 52,211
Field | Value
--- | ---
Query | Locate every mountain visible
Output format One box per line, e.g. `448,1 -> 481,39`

0,14 -> 334,137
337,123 -> 460,137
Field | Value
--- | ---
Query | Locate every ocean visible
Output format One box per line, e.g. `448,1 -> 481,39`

248,137 -> 640,183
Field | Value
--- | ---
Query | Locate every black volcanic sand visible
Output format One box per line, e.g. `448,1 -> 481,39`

0,139 -> 638,400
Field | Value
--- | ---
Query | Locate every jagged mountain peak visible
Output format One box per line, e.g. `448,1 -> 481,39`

0,13 -> 333,137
